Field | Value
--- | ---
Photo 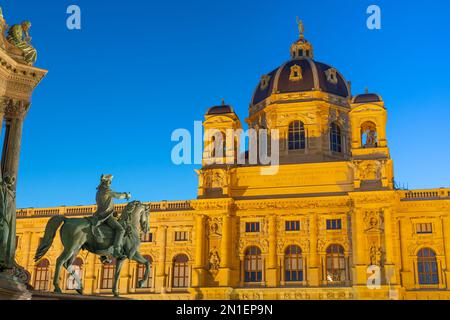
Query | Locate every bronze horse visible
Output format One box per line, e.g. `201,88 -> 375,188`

35,201 -> 150,297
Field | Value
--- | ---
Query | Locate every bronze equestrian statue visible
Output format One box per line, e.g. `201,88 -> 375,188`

35,175 -> 151,297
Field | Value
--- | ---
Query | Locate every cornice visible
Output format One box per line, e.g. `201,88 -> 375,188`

235,196 -> 351,211
191,198 -> 235,211
349,190 -> 397,206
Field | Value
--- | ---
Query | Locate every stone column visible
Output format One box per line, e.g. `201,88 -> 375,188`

155,225 -> 168,293
266,215 -> 278,287
218,214 -> 232,286
308,213 -> 320,286
0,99 -> 29,275
192,214 -> 206,287
2,105 -> 28,181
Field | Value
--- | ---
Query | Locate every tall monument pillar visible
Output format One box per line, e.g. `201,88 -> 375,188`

2,100 -> 30,179
0,7 -> 47,300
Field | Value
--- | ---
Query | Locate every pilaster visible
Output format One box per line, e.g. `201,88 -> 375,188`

155,225 -> 168,293
217,214 -> 233,286
308,213 -> 320,286
192,215 -> 206,287
266,215 -> 278,287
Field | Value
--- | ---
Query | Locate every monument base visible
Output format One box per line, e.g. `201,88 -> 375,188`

0,273 -> 32,300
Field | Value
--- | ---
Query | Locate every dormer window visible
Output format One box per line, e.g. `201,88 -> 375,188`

260,75 -> 271,90
325,68 -> 338,84
289,65 -> 303,81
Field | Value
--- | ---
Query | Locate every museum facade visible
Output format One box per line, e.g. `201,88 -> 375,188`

15,24 -> 450,300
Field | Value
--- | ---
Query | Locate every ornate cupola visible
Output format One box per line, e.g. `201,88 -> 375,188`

290,18 -> 314,59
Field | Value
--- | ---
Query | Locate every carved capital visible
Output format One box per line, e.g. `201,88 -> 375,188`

0,96 -> 8,114
3,98 -> 30,119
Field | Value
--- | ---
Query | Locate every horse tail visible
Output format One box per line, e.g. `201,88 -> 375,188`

34,215 -> 66,261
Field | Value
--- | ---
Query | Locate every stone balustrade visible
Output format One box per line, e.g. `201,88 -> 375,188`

16,200 -> 193,218
400,188 -> 450,200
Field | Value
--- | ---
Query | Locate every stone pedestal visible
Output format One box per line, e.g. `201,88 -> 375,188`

0,273 -> 32,300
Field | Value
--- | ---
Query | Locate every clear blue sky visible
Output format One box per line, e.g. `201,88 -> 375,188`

3,0 -> 450,208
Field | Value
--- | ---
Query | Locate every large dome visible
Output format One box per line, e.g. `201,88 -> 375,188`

252,57 -> 350,106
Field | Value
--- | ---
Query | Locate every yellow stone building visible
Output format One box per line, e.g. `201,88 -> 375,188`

15,24 -> 450,300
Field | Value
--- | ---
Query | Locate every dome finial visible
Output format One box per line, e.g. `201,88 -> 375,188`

290,17 -> 314,59
296,16 -> 305,39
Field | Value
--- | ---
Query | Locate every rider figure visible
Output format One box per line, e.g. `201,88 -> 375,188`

92,174 -> 131,260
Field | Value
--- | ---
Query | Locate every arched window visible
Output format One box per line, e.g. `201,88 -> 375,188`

136,255 -> 153,289
172,254 -> 189,288
100,259 -> 116,290
211,136 -> 216,158
288,121 -> 306,150
330,122 -> 342,153
361,121 -> 378,148
244,246 -> 262,283
417,248 -> 439,285
285,245 -> 303,282
67,257 -> 83,290
210,132 -> 225,158
326,245 -> 346,284
34,259 -> 50,291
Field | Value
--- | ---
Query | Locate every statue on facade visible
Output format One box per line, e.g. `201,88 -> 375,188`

34,176 -> 151,297
0,175 -> 17,271
209,250 -> 220,271
91,174 -> 131,260
6,21 -> 37,65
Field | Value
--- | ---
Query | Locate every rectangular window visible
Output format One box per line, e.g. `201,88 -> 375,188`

101,264 -> 115,290
245,222 -> 260,233
175,231 -> 188,242
141,232 -> 153,243
326,219 -> 342,230
285,221 -> 301,232
416,223 -> 433,234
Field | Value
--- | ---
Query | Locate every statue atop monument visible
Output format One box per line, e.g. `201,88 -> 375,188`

6,21 -> 37,65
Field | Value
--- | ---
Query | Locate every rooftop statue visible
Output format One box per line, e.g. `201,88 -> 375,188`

296,16 -> 305,38
35,175 -> 151,297
6,21 -> 37,65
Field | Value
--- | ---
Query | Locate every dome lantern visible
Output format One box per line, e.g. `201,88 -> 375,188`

290,18 -> 314,59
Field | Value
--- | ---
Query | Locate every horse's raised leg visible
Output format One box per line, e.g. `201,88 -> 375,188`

112,258 -> 125,297
64,253 -> 84,295
132,252 -> 150,289
54,248 -> 74,293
